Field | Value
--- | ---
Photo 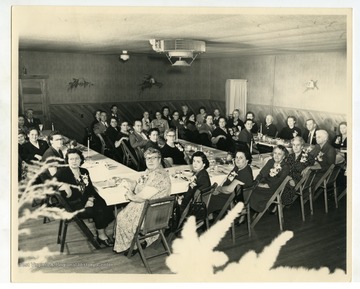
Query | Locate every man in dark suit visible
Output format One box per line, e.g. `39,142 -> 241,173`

129,120 -> 148,151
110,104 -> 120,121
93,111 -> 109,151
304,130 -> 336,195
41,130 -> 65,180
303,118 -> 318,145
24,108 -> 42,130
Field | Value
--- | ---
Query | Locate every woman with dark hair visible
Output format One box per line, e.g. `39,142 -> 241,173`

113,148 -> 171,254
56,148 -> 115,247
247,145 -> 290,213
245,111 -> 259,134
161,106 -> 172,125
196,106 -> 207,126
207,150 -> 254,215
332,121 -> 347,149
184,112 -> 199,143
180,151 -> 211,212
278,116 -> 302,140
21,127 -> 49,163
18,115 -> 29,134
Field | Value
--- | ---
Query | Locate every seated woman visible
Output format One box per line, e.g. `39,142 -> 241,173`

56,149 -> 115,247
246,145 -> 290,213
332,121 -> 347,150
245,111 -> 259,134
278,116 -> 302,140
161,128 -> 190,166
180,151 -> 211,213
207,150 -> 254,215
169,110 -> 186,139
227,109 -> 244,134
196,106 -> 207,127
144,128 -> 161,151
18,115 -> 29,134
184,112 -> 199,143
113,148 -> 171,254
21,127 -> 49,164
151,111 -> 169,137
211,117 -> 235,152
198,114 -> 216,146
282,136 -> 315,205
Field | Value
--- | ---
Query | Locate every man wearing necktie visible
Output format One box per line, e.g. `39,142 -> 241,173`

303,119 -> 318,145
129,120 -> 149,151
24,108 -> 42,130
93,111 -> 109,152
41,131 -> 65,180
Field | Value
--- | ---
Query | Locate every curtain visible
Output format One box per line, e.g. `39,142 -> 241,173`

225,79 -> 247,119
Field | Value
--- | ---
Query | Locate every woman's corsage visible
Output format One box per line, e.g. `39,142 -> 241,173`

299,147 -> 312,163
316,151 -> 324,162
137,173 -> 148,185
335,136 -> 341,145
189,175 -> 197,189
227,171 -> 238,182
81,173 -> 89,186
269,163 -> 282,177
175,143 -> 184,152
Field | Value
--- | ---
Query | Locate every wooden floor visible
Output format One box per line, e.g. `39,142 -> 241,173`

18,192 -> 347,275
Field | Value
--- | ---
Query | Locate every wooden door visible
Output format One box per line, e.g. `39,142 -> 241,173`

19,75 -> 49,126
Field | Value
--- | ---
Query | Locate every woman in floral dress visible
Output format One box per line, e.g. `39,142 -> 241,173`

113,147 -> 171,254
282,136 -> 315,205
247,145 -> 290,212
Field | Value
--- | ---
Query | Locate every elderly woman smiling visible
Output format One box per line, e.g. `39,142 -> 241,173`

113,148 -> 171,255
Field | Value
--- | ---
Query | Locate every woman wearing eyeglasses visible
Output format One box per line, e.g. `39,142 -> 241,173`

113,147 -> 171,255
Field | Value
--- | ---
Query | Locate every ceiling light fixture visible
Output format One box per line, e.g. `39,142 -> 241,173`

120,50 -> 130,61
149,39 -> 206,66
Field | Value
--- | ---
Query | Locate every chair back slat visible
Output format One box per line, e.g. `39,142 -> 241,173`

314,164 -> 335,190
140,196 -> 175,235
120,140 -> 140,170
326,165 -> 342,185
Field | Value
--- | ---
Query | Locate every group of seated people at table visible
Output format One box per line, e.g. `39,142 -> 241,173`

17,105 -> 348,255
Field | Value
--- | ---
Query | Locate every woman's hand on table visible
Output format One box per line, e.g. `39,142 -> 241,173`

258,183 -> 270,188
59,183 -> 72,198
34,154 -> 42,160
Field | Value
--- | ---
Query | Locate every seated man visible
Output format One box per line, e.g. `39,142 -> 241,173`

245,111 -> 259,134
302,118 -> 318,145
304,129 -> 336,192
129,120 -> 149,151
263,114 -> 278,138
169,110 -> 186,139
93,111 -> 109,152
41,130 -> 65,179
24,108 -> 42,130
198,114 -> 216,147
161,128 -> 190,166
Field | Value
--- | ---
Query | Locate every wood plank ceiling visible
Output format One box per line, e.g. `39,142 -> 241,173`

14,7 -> 347,57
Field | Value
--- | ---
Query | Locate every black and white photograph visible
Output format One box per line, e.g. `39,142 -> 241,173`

4,0 -> 358,283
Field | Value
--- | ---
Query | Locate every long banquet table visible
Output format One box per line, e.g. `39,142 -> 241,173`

40,131 -> 267,207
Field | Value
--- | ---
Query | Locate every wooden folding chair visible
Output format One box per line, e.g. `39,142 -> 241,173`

167,190 -> 202,242
312,164 -> 341,213
212,182 -> 257,244
193,183 -> 218,229
54,193 -> 101,253
127,196 -> 175,274
119,140 -> 140,171
294,169 -> 316,221
251,176 -> 291,231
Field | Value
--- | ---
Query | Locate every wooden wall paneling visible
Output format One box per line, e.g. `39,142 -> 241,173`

50,100 -> 226,143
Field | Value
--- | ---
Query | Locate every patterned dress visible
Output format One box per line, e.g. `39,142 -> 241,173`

282,150 -> 315,205
113,168 -> 171,253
